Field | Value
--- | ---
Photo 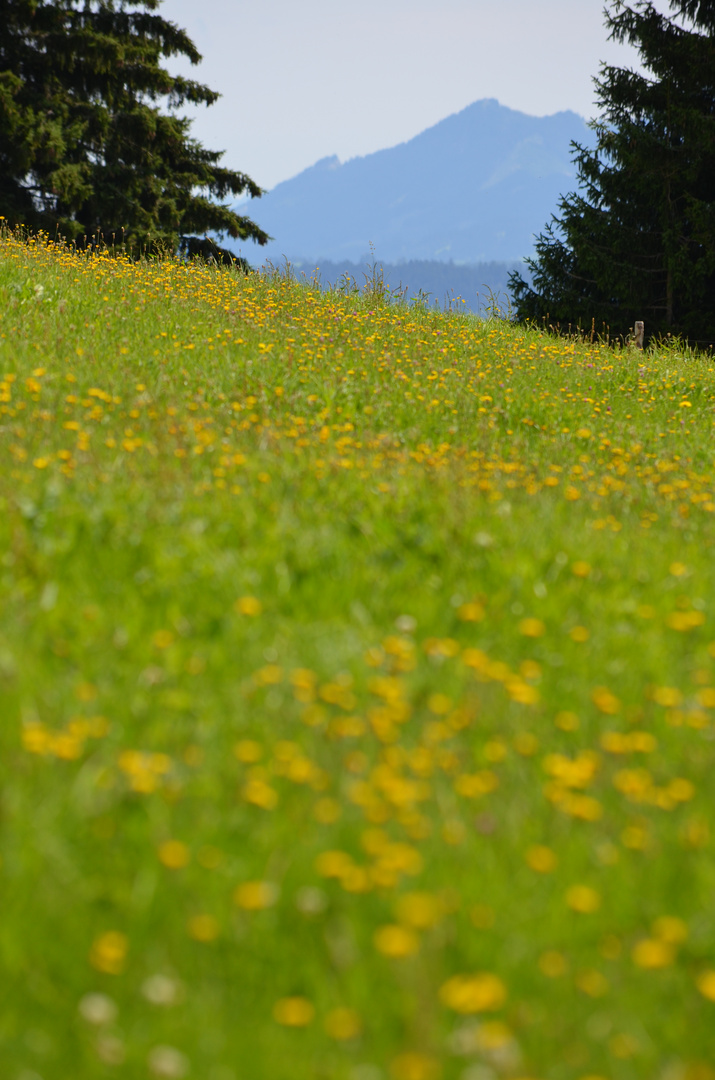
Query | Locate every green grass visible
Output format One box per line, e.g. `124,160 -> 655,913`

2,230 -> 715,1080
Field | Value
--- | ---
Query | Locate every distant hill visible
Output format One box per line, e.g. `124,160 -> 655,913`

230,98 -> 592,268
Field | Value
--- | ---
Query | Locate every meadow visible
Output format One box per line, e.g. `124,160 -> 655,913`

2,228 -> 715,1080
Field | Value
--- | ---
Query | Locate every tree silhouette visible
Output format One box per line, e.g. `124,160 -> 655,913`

0,0 -> 269,256
509,1 -> 715,341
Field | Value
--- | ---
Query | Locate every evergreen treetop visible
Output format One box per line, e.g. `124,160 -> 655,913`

509,1 -> 715,343
0,0 -> 269,256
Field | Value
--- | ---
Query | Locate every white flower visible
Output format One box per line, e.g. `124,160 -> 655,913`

78,993 -> 117,1026
148,1045 -> 190,1078
141,973 -> 183,1006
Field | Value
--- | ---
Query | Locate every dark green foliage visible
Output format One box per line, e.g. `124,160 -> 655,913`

510,1 -> 715,342
0,0 -> 269,254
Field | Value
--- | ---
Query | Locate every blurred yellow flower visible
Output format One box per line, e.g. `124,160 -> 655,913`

592,686 -> 620,714
697,970 -> 715,1002
234,881 -> 278,910
273,997 -> 314,1026
565,885 -> 601,913
439,972 -> 506,1013
395,891 -> 443,929
373,924 -> 419,958
390,1053 -> 441,1080
235,596 -> 262,616
157,840 -> 190,869
576,969 -> 609,997
652,916 -> 688,944
631,938 -> 675,969
324,1007 -> 361,1040
187,915 -> 220,942
526,845 -> 558,873
233,739 -> 263,763
90,931 -> 128,975
242,778 -> 278,810
457,602 -> 484,622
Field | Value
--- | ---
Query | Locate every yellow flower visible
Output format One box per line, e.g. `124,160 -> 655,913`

22,723 -> 52,754
324,1007 -> 361,1040
696,970 -> 715,1002
591,686 -> 620,714
390,1053 -> 441,1080
90,931 -> 128,975
507,680 -> 540,704
476,1021 -> 513,1049
525,845 -> 558,873
518,618 -> 546,638
373,924 -> 419,958
565,885 -> 601,913
668,777 -> 695,802
187,914 -> 220,942
395,892 -> 443,929
631,938 -> 675,969
157,840 -> 190,869
652,915 -> 688,944
315,850 -> 353,878
233,739 -> 263,763
235,596 -> 262,616
273,997 -> 314,1026
242,778 -> 278,810
234,880 -> 278,910
652,686 -> 682,707
667,610 -> 705,631
439,972 -> 507,1013
457,602 -> 485,622
576,969 -> 609,997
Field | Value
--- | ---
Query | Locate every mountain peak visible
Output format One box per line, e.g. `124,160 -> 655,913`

236,99 -> 591,265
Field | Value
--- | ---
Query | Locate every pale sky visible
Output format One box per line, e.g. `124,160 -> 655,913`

162,0 -> 672,192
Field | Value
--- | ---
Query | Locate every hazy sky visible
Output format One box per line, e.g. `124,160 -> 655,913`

162,0 -> 672,192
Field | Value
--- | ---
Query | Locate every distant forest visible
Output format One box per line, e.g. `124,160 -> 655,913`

267,258 -> 523,315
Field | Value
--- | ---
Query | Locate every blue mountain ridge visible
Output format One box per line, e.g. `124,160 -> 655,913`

229,98 -> 592,268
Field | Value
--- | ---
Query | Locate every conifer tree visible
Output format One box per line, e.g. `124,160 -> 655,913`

0,0 -> 269,256
509,1 -> 715,342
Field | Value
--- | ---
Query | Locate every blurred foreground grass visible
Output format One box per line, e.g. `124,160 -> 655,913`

2,231 -> 715,1080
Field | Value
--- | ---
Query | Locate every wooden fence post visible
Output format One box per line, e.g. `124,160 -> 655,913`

634,321 -> 644,350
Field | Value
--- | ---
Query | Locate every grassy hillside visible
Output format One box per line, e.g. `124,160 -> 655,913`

272,258 -> 520,316
2,229 -> 715,1080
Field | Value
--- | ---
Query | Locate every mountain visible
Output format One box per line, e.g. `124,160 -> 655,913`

232,98 -> 592,268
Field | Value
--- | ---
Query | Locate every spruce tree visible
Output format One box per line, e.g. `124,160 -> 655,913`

0,0 -> 269,256
509,1 -> 715,342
